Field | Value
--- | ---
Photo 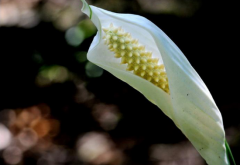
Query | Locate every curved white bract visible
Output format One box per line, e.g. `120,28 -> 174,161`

81,0 -> 229,164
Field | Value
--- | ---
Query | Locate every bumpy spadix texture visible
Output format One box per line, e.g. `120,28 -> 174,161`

103,24 -> 169,93
81,1 -> 229,164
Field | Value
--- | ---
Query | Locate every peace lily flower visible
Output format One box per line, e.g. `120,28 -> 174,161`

80,0 -> 234,164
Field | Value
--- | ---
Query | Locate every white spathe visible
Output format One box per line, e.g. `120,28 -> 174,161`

81,0 -> 229,164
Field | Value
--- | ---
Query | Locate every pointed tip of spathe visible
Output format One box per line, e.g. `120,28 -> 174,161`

80,0 -> 86,10
80,0 -> 92,19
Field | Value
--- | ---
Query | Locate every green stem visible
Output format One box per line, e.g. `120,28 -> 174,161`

225,140 -> 236,165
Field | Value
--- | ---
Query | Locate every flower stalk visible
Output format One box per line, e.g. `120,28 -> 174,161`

225,140 -> 236,165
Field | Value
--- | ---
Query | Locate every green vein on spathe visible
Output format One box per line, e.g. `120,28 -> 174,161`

81,0 -> 92,19
89,4 -> 92,19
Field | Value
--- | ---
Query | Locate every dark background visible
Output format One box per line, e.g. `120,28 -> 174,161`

0,0 -> 239,165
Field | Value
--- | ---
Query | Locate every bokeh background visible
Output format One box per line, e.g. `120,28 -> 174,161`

0,0 -> 239,165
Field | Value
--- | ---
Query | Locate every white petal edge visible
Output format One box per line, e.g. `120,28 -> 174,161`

81,1 -> 229,165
